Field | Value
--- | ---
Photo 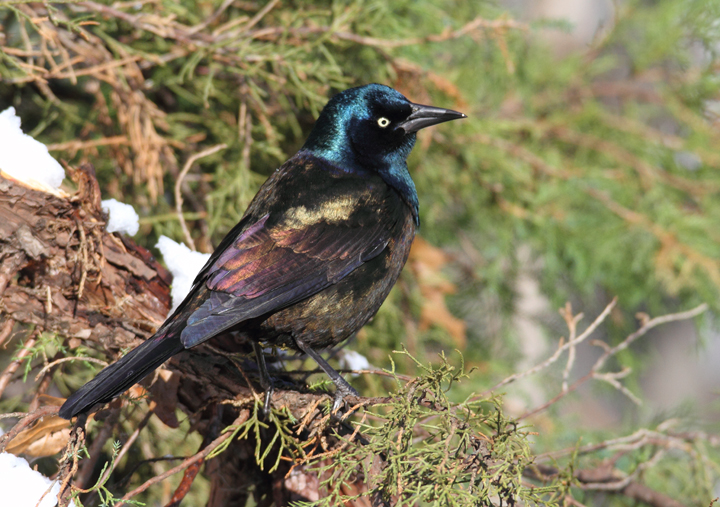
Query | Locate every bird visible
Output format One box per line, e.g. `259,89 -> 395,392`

59,83 -> 466,420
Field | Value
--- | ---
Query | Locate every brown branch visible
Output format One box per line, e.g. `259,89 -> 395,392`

481,298 -> 617,397
46,136 -> 129,153
57,423 -> 87,507
98,410 -> 153,487
588,189 -> 720,287
547,124 -> 714,196
242,0 -> 280,32
76,407 -> 121,489
0,319 -> 15,348
620,481 -> 686,507
34,356 -> 108,382
245,15 -> 528,48
116,410 -> 250,505
517,302 -> 707,420
592,303 -> 709,373
528,464 -> 686,507
0,335 -> 38,399
165,448 -> 204,507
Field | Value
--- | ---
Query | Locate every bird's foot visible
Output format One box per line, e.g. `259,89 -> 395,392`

331,383 -> 360,415
294,341 -> 360,415
262,385 -> 274,418
252,341 -> 275,418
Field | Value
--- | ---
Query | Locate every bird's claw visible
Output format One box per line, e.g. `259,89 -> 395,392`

331,384 -> 359,415
262,386 -> 273,418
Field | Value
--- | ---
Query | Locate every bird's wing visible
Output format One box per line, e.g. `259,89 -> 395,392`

179,207 -> 395,348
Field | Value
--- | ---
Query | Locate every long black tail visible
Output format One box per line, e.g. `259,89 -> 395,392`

58,335 -> 184,419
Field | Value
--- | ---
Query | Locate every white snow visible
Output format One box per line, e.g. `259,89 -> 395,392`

338,349 -> 372,377
0,107 -> 65,194
0,453 -> 75,507
156,236 -> 211,311
101,198 -> 140,236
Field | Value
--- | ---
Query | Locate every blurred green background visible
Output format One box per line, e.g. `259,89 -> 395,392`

1,0 -> 719,505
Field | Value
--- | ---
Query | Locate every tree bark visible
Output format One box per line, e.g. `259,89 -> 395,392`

0,167 -> 338,505
0,166 -> 172,359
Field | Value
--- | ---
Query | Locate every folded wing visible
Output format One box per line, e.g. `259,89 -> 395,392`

180,207 -> 395,348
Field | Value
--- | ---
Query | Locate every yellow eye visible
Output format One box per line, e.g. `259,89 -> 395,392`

377,117 -> 391,128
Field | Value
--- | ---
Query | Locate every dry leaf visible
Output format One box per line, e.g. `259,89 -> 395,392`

409,237 -> 467,349
36,394 -> 67,407
148,368 -> 180,428
5,415 -> 71,457
22,428 -> 72,458
419,291 -> 467,349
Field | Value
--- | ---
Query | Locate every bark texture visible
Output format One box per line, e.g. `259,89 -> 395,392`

0,166 -> 172,354
0,167 -> 342,506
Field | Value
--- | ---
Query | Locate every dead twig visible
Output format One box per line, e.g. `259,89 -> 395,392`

175,144 -> 227,251
57,423 -> 86,507
110,411 -> 153,476
47,136 -> 129,153
34,356 -> 108,382
593,303 -> 708,373
0,405 -> 59,452
0,319 -> 16,348
481,298 -> 617,397
560,302 -> 584,392
242,0 -> 279,32
116,410 -> 250,505
529,463 -> 686,507
75,407 -> 121,489
246,15 -> 528,48
0,335 -> 38,400
518,302 -> 708,420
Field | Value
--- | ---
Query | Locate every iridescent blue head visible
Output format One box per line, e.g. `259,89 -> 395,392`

301,84 -> 466,223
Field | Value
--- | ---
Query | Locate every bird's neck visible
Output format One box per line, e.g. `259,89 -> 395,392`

299,146 -> 420,225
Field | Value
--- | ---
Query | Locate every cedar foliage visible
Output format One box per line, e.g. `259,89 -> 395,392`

1,1 -> 719,506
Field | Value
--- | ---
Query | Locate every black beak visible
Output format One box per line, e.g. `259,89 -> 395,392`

397,103 -> 467,134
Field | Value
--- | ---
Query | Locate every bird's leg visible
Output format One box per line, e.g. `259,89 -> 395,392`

251,341 -> 273,416
295,340 -> 359,412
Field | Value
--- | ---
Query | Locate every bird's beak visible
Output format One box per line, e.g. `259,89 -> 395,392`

397,103 -> 467,134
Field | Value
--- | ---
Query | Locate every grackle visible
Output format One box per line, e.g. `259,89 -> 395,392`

59,84 -> 466,419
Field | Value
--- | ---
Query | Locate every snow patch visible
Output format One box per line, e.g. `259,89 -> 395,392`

156,236 -> 211,311
338,350 -> 372,377
0,107 -> 65,194
0,453 -> 75,507
101,198 -> 140,236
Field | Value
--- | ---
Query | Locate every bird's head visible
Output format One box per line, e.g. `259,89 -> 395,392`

301,84 -> 466,222
302,84 -> 465,172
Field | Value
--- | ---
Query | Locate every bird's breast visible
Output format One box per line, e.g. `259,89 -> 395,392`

223,152 -> 418,350
260,209 -> 415,350
263,209 -> 414,347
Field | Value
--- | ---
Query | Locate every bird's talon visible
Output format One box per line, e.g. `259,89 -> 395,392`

262,388 -> 273,418
331,394 -> 345,414
332,385 -> 359,414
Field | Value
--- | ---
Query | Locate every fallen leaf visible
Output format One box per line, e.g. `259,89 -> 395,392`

6,415 -> 71,457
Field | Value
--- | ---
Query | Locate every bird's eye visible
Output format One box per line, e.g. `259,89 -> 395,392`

377,117 -> 391,128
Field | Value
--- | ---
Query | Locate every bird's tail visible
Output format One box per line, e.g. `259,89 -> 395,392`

58,334 -> 184,420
